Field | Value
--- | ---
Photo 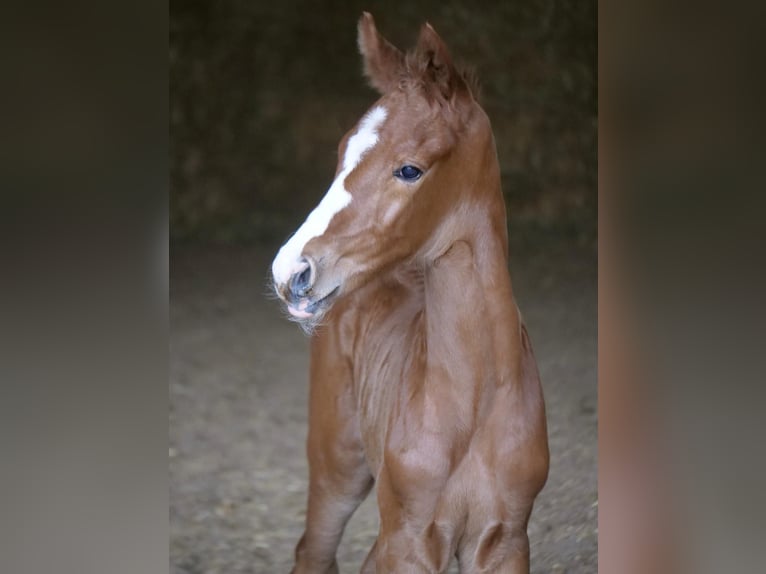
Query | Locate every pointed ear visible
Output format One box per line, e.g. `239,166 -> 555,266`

413,22 -> 470,101
357,12 -> 405,94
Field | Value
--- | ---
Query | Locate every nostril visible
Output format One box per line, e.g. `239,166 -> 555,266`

289,263 -> 313,298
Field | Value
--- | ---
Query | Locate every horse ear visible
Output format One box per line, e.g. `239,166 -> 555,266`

357,12 -> 404,94
413,22 -> 470,101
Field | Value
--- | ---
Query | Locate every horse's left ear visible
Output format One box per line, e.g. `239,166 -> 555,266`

413,22 -> 471,102
358,12 -> 405,94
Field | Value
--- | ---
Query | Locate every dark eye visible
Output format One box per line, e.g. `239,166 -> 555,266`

394,165 -> 423,182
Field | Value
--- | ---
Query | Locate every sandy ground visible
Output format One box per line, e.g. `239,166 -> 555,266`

170,238 -> 596,573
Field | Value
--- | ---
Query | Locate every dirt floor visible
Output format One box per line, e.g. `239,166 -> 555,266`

170,237 -> 597,573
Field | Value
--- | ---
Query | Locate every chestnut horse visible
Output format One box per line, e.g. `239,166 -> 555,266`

271,13 -> 549,574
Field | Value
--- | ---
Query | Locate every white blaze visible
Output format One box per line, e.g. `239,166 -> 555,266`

271,105 -> 387,285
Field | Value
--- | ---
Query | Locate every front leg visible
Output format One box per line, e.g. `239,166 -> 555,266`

371,442 -> 457,574
291,330 -> 373,574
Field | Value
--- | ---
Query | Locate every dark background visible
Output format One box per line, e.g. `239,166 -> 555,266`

170,0 -> 596,247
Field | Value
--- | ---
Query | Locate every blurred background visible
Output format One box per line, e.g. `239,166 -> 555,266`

170,1 -> 596,573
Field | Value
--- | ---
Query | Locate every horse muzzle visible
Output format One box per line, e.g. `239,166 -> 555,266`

274,256 -> 340,321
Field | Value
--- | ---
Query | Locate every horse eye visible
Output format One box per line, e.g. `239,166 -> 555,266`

394,165 -> 423,181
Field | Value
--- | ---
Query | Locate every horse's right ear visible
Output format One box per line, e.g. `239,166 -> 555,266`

357,12 -> 404,94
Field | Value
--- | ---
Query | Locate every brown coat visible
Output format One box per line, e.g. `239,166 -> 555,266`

271,13 -> 549,573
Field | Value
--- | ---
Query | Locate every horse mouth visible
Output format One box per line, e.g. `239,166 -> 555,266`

286,285 -> 340,320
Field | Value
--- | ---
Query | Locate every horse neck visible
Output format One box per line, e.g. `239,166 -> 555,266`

420,177 -> 523,388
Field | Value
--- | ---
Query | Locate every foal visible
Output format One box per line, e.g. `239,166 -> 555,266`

271,13 -> 549,574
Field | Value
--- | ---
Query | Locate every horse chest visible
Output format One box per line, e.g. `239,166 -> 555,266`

347,291 -> 488,475
348,292 -> 424,469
